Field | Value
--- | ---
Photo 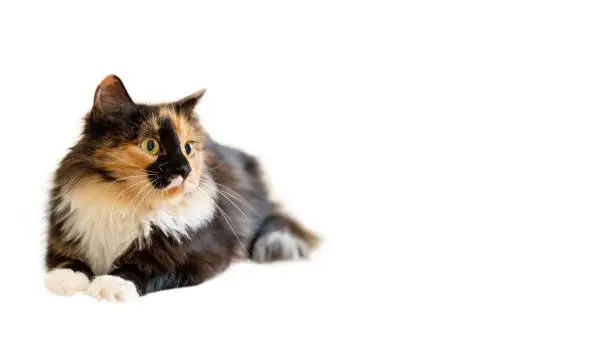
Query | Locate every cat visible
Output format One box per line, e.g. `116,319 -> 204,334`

44,75 -> 319,302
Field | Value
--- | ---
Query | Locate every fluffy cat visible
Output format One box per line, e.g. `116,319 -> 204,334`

44,75 -> 319,302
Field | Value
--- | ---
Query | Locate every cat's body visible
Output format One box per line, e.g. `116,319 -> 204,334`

44,75 -> 318,301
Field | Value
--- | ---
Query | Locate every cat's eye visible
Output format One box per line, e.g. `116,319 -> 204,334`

184,142 -> 195,157
141,138 -> 160,155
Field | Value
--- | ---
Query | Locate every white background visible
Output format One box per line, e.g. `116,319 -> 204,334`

0,1 -> 610,357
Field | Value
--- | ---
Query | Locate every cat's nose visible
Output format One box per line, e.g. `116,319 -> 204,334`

173,163 -> 192,179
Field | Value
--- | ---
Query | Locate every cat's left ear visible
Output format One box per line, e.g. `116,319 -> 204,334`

174,89 -> 206,114
92,75 -> 136,120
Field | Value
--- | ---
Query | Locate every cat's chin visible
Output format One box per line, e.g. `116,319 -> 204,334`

160,185 -> 186,202
164,185 -> 183,195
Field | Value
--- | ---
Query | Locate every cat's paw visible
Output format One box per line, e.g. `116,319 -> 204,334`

86,275 -> 139,302
252,230 -> 311,263
45,268 -> 90,296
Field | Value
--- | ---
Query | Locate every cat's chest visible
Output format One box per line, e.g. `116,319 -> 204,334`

64,203 -> 146,275
61,188 -> 216,275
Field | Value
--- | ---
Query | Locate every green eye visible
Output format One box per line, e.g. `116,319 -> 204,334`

185,142 -> 195,156
141,138 -> 160,155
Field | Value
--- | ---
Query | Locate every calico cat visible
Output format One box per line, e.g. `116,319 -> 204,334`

44,75 -> 319,302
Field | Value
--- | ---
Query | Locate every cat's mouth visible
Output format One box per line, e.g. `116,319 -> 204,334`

163,175 -> 184,190
149,173 -> 189,191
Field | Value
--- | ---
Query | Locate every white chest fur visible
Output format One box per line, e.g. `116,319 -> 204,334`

58,186 -> 216,275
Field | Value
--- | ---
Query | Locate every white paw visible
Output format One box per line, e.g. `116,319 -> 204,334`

45,268 -> 90,296
86,275 -> 140,302
252,230 -> 311,262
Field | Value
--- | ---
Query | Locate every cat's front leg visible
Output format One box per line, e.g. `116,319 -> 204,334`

44,258 -> 94,297
85,274 -> 140,302
86,253 -> 230,302
84,263 -> 146,302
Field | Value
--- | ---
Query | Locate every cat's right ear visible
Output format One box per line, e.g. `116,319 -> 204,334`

92,75 -> 136,120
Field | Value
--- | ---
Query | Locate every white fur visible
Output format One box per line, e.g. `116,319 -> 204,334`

165,175 -> 184,189
144,184 -> 217,241
86,275 -> 139,302
57,192 -> 146,275
57,179 -> 217,275
44,268 -> 90,296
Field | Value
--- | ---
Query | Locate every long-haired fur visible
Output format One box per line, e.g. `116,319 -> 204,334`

44,75 -> 318,301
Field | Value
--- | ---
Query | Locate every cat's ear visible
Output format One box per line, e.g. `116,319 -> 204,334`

174,89 -> 206,114
92,75 -> 136,119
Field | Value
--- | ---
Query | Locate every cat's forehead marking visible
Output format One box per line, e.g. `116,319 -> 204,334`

156,106 -> 193,141
157,106 -> 185,133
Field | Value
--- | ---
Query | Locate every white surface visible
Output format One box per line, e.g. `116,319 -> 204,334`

0,1 -> 611,357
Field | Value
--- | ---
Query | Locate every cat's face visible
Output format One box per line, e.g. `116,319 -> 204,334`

74,75 -> 212,210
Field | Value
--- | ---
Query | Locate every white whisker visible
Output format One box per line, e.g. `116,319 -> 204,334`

109,177 -> 151,227
131,178 -> 160,221
200,181 -> 251,220
197,186 -> 247,253
199,178 -> 255,212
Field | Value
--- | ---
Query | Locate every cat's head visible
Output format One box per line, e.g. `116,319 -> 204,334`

65,75 -> 214,209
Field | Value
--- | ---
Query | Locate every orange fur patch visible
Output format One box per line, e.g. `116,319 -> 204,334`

99,75 -> 120,88
94,144 -> 155,179
156,106 -> 205,178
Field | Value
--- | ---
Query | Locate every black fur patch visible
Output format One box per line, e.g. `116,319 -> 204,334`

146,119 -> 191,188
